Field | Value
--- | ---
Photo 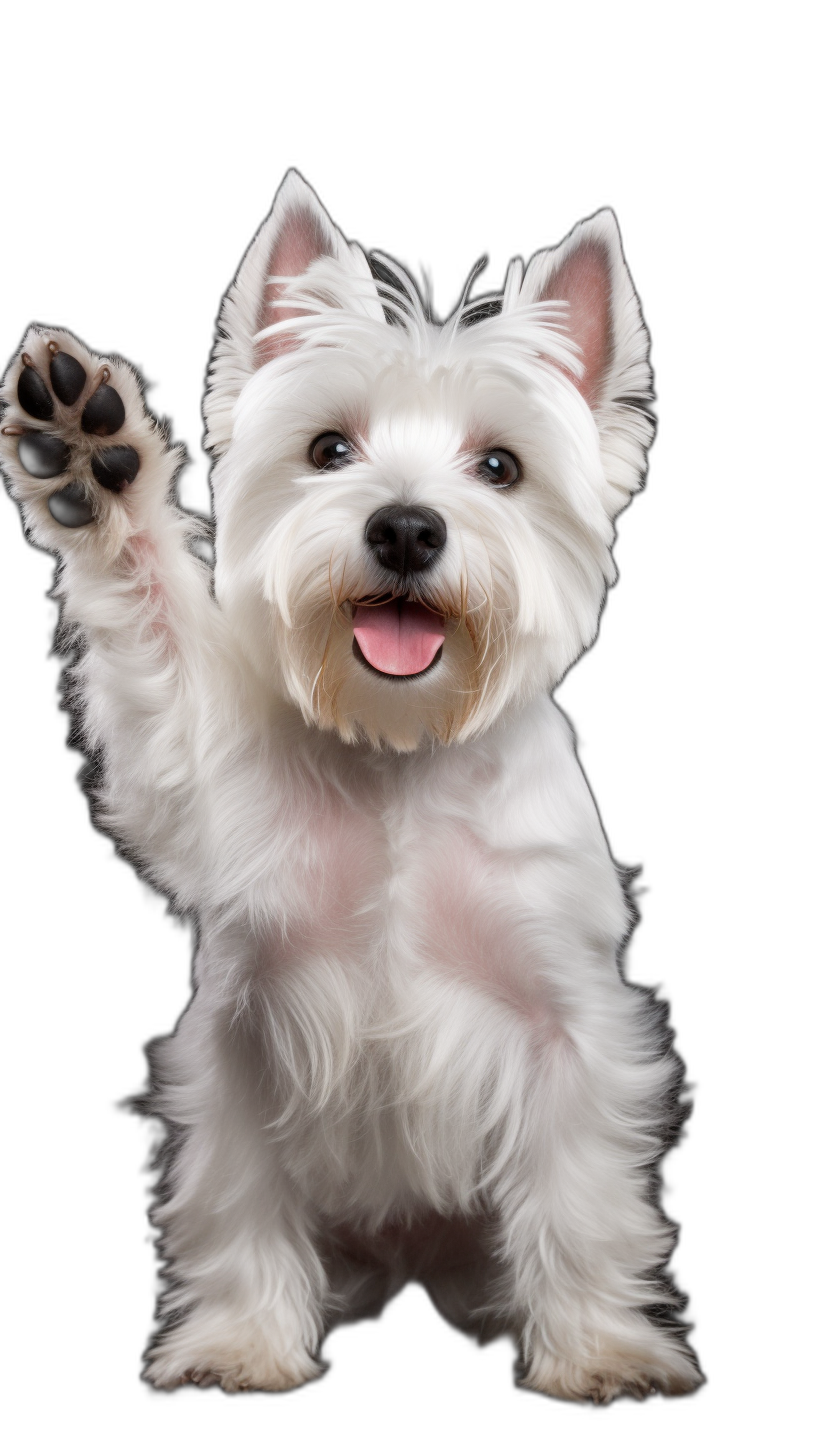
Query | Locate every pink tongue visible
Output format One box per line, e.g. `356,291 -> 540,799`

353,600 -> 445,676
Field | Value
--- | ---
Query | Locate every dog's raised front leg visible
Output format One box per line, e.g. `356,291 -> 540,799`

3,329 -> 327,1389
1,326 -> 235,901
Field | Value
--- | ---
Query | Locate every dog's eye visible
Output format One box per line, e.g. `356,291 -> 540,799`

311,433 -> 355,470
477,449 -> 520,489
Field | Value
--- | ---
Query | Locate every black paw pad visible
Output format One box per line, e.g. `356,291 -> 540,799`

91,444 -> 140,491
18,431 -> 70,479
18,363 -> 54,421
81,383 -> 125,437
47,483 -> 94,527
50,350 -> 87,406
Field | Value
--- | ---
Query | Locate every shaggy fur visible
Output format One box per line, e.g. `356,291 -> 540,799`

1,170 -> 701,1401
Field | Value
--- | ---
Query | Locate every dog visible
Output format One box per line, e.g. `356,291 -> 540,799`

0,170 -> 702,1401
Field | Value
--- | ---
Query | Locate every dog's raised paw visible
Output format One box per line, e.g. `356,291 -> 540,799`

5,340 -> 141,528
1,326 -> 176,549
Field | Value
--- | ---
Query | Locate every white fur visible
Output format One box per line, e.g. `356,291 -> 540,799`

0,170 -> 700,1401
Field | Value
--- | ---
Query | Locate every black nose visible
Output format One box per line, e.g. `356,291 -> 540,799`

364,505 -> 447,575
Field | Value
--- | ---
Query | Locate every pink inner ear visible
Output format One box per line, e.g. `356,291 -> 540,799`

541,240 -> 613,408
256,207 -> 333,367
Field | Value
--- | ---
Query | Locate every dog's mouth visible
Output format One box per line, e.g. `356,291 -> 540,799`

351,597 -> 446,679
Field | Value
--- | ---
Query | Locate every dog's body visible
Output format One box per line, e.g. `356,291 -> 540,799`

1,172 -> 701,1400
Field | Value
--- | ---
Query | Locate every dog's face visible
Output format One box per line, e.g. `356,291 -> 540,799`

205,173 -> 654,750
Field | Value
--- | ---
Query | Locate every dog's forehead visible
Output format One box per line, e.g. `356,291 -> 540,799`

366,408 -> 463,472
361,346 -> 546,440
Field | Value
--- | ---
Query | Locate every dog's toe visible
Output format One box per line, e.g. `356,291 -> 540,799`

48,344 -> 86,405
81,375 -> 126,436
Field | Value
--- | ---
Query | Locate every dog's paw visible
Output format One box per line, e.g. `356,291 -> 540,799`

520,1329 -> 703,1404
1,326 -> 180,555
144,1315 -> 324,1394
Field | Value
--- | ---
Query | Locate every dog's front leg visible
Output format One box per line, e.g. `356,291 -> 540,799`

496,983 -> 703,1403
143,983 -> 326,1392
1,327 -> 236,900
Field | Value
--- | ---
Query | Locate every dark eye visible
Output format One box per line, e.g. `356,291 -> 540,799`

477,448 -> 521,489
310,432 -> 355,470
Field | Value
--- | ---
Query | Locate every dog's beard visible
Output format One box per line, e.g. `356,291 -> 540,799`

275,570 -> 489,745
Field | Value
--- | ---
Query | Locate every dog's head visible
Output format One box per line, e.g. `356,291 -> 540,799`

205,171 -> 653,750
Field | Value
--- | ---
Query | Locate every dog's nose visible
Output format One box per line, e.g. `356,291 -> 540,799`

364,505 -> 447,575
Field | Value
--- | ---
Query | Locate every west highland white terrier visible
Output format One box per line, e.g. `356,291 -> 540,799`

1,171 -> 702,1401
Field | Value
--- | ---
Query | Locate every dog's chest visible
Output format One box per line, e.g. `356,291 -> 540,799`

271,757 -> 544,1018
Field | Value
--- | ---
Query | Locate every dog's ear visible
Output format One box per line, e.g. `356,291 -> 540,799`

520,209 -> 655,510
250,171 -> 374,369
205,170 -> 381,456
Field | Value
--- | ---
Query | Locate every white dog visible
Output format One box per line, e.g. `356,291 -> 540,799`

1,171 -> 702,1402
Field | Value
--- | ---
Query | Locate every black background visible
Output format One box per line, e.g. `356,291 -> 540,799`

1,99 -> 740,1432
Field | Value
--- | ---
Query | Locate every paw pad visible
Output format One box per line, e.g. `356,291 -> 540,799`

17,358 -> 54,420
17,431 -> 70,478
91,444 -> 140,490
81,381 -> 126,436
8,342 -> 141,526
49,344 -> 86,405
47,482 -> 94,527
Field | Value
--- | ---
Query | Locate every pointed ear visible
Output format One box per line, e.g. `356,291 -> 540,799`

252,170 -> 355,367
204,170 -> 379,455
520,209 -> 655,509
